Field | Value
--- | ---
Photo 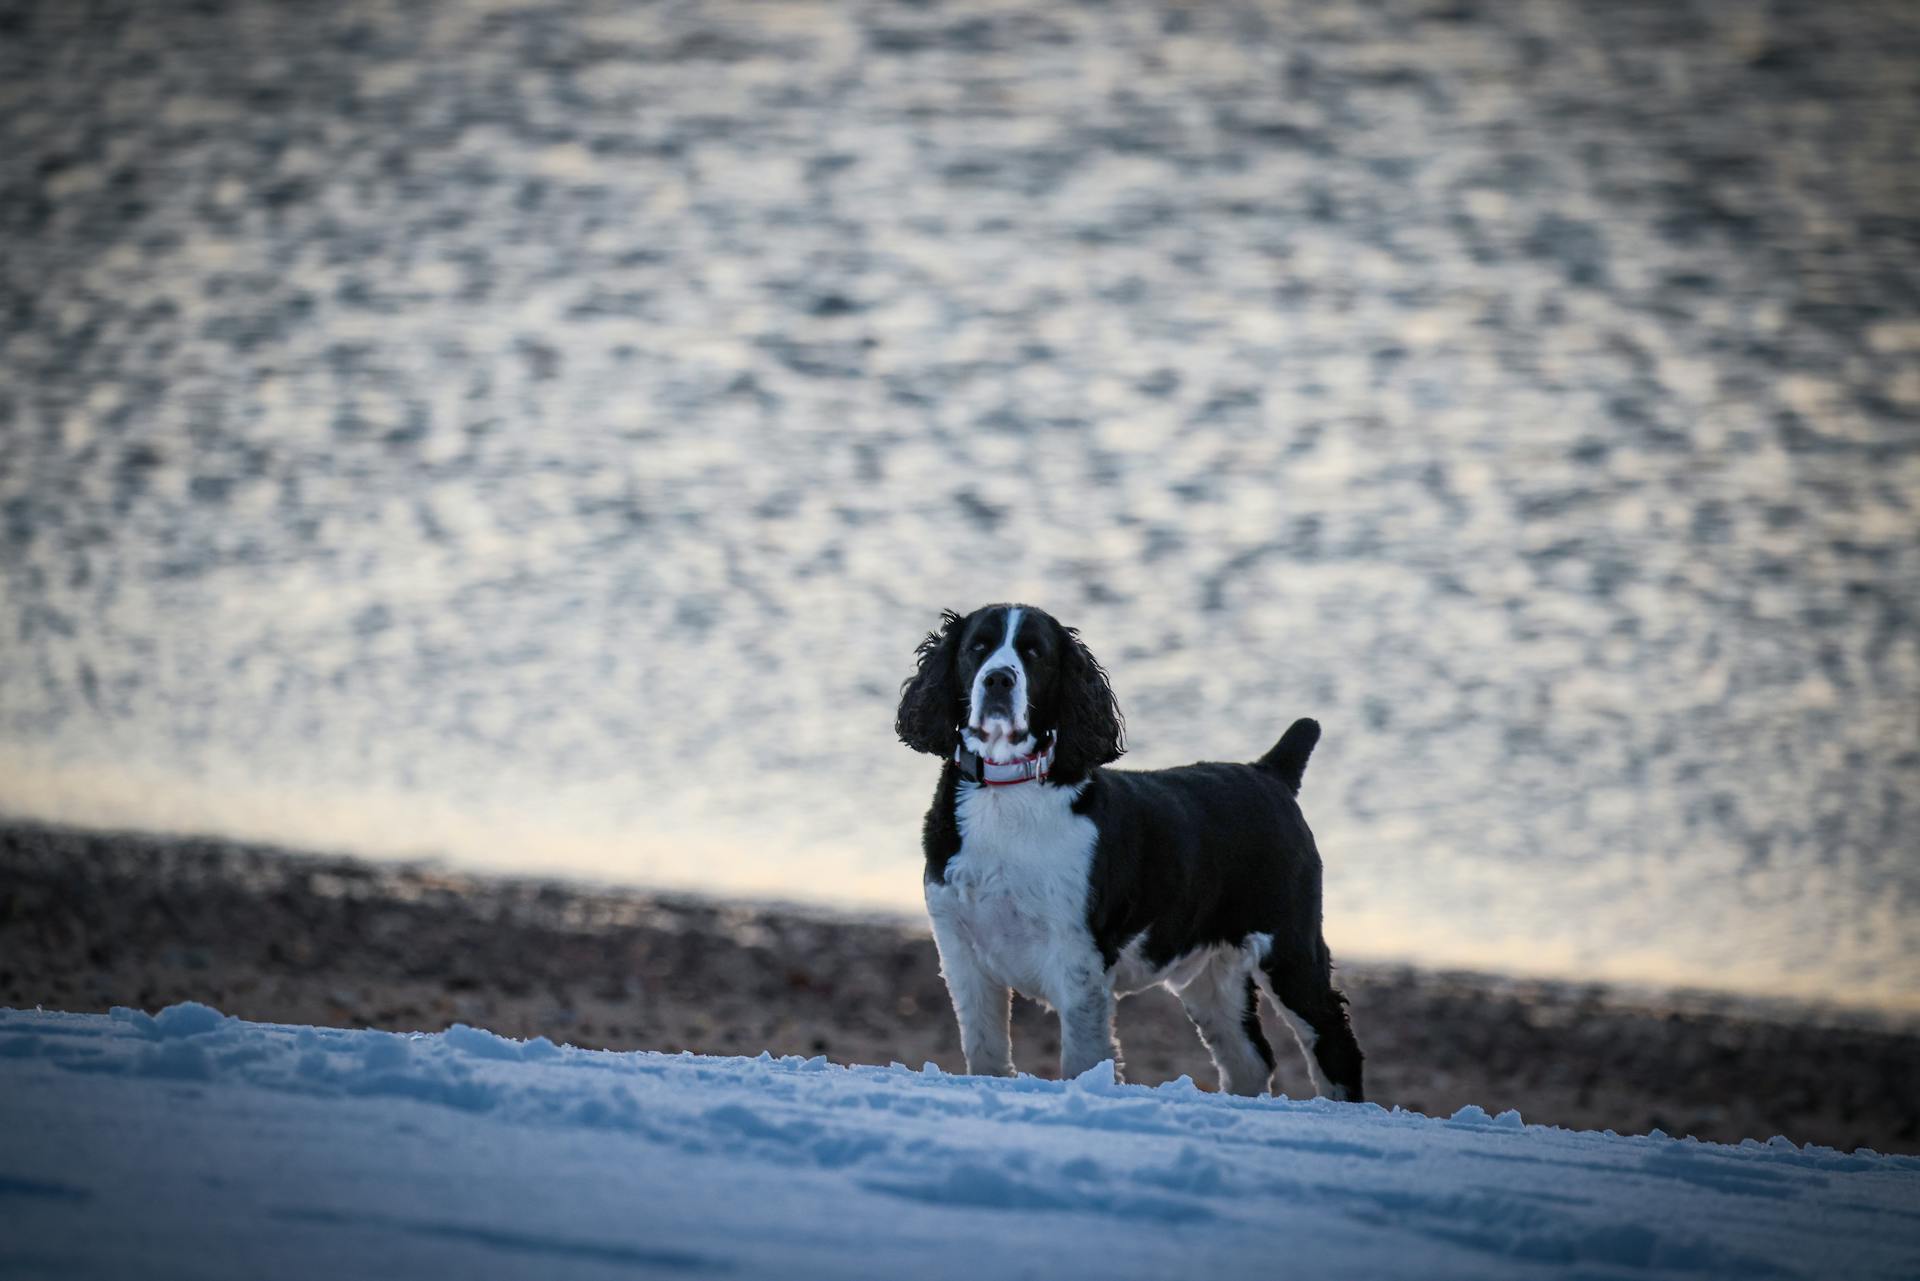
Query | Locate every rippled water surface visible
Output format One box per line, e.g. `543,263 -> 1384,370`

2,0 -> 1916,1009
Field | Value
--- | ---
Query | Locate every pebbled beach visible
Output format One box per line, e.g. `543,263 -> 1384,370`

5,820 -> 1916,1156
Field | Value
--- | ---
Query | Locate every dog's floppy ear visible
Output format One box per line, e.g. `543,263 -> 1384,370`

896,610 -> 965,756
1051,624 -> 1125,778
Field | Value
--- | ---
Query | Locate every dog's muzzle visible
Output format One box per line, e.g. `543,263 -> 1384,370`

975,665 -> 1019,731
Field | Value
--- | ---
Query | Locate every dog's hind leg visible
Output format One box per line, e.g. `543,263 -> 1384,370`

1259,939 -> 1365,1102
1175,962 -> 1275,1097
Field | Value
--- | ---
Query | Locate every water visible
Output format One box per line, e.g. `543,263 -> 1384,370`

2,0 -> 1916,1012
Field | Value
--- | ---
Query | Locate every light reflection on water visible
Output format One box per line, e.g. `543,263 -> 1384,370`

1,0 -> 1916,1012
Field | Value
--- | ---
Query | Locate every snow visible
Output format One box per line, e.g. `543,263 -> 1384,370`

2,1005 -> 1916,1280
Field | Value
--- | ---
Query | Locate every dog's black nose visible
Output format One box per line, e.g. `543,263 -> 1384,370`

983,667 -> 1016,694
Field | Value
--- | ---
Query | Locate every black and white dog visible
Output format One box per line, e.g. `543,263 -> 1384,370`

896,603 -> 1364,1101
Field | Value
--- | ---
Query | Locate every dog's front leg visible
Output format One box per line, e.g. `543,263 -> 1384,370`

927,914 -> 1014,1076
1054,959 -> 1119,1081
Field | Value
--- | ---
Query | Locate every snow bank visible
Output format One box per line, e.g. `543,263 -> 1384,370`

1,1005 -> 1915,1280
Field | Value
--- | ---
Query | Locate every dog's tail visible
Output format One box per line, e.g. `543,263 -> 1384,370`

1258,718 -> 1320,794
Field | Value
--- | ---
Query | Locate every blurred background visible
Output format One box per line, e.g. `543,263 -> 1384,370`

1,0 -> 1916,1066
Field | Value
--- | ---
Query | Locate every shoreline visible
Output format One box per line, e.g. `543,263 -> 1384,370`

5,817 -> 1916,1154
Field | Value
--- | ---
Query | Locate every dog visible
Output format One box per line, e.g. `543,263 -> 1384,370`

895,603 -> 1364,1100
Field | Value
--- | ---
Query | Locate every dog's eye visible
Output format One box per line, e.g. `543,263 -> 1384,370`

969,641 -> 987,654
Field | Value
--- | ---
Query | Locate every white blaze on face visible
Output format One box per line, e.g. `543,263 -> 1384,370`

965,606 -> 1035,763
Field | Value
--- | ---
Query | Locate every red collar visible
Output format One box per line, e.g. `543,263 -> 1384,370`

954,736 -> 1056,786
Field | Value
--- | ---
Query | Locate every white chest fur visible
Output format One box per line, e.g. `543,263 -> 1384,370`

924,780 -> 1098,1006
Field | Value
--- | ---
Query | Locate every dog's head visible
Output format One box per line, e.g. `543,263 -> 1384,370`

895,604 -> 1125,780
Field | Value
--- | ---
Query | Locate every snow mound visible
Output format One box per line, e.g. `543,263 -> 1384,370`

2,1004 -> 1916,1279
